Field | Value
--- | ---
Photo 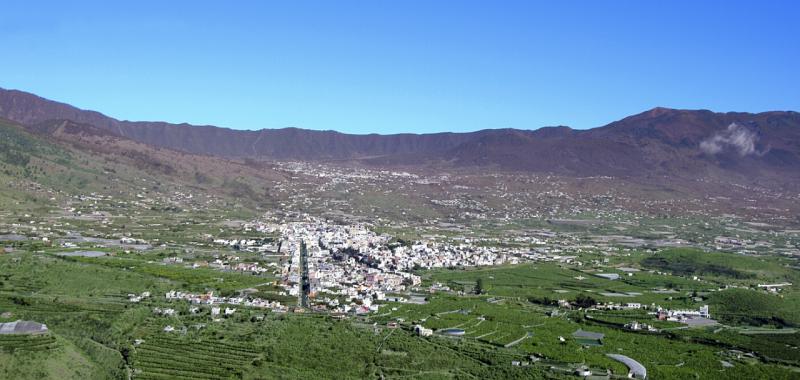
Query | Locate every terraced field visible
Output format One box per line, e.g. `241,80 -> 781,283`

0,294 -> 127,316
0,334 -> 58,352
132,336 -> 260,380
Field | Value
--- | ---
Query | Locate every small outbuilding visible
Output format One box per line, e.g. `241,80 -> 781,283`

0,320 -> 48,335
572,329 -> 605,346
439,328 -> 466,336
607,353 -> 647,379
595,273 -> 620,280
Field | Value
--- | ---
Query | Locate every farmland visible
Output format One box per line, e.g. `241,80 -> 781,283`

377,261 -> 800,378
1,119 -> 800,379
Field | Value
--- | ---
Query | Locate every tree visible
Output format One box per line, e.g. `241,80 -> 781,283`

475,278 -> 485,295
574,294 -> 597,308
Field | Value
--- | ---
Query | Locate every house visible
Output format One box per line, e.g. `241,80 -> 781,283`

211,307 -> 221,316
152,307 -> 175,316
414,324 -> 432,337
574,367 -> 592,377
663,305 -> 710,319
624,321 -> 657,332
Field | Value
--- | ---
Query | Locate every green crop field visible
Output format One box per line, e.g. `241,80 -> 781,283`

2,230 -> 799,379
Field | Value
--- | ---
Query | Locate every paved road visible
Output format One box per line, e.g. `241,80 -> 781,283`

300,240 -> 310,308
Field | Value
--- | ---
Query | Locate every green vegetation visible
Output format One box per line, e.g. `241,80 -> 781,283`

643,250 -> 754,279
0,335 -> 105,379
425,262 -> 698,308
377,293 -> 798,379
708,288 -> 800,327
640,248 -> 796,283
1,232 -> 798,379
60,255 -> 270,294
0,334 -> 58,353
132,336 -> 260,379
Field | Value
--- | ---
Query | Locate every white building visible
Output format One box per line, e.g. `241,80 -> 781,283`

414,324 -> 433,337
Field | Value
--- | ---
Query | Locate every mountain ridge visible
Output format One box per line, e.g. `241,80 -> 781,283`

1,87 -> 798,183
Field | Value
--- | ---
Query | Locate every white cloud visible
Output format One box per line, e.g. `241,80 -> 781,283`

700,123 -> 761,156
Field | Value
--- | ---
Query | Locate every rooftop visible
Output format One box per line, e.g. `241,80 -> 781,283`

0,320 -> 49,335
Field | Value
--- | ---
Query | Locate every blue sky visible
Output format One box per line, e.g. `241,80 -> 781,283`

1,1 -> 797,134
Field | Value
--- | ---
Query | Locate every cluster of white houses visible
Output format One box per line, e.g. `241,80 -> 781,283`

164,290 -> 287,313
205,217 -> 569,314
263,218 -> 544,313
207,217 -> 652,315
656,305 -> 711,321
173,253 -> 275,274
586,302 -> 712,325
275,220 -> 419,313
372,242 -> 520,270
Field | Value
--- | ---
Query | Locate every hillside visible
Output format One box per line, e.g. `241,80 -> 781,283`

0,117 -> 287,215
1,88 -> 799,185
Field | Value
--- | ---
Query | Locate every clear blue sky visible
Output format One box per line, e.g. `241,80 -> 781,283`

1,1 -> 797,134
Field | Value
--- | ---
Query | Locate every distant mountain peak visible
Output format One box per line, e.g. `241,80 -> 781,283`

646,106 -> 677,116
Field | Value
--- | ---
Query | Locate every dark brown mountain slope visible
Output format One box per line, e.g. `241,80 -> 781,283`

443,108 -> 800,182
1,87 -> 798,183
0,88 -> 481,159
